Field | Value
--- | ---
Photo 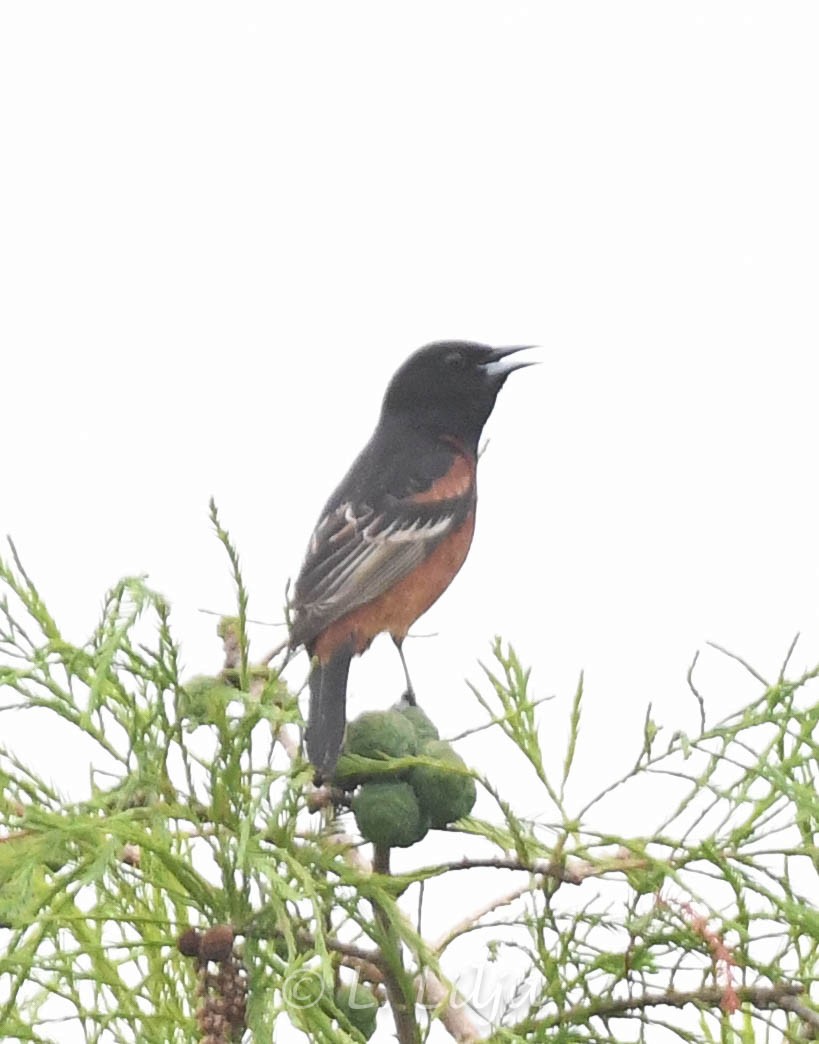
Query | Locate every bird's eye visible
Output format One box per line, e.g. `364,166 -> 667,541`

444,349 -> 464,369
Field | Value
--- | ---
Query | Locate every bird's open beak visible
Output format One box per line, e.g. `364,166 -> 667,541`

482,344 -> 538,379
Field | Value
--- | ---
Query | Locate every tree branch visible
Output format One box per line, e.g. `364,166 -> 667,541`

418,970 -> 481,1042
422,852 -> 664,885
325,828 -> 481,1041
371,844 -> 420,1044
530,982 -> 814,1032
434,882 -> 534,953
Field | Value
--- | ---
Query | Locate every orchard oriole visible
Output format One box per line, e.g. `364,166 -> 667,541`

290,340 -> 533,779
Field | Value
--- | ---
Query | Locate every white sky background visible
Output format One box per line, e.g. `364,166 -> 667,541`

2,2 -> 818,1041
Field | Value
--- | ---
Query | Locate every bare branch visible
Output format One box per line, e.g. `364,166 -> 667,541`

686,649 -> 705,732
542,983 -> 811,1029
434,882 -> 534,953
778,632 -> 800,682
419,852 -> 668,886
706,640 -> 769,687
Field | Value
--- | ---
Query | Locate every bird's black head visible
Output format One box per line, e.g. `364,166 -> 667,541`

381,340 -> 534,450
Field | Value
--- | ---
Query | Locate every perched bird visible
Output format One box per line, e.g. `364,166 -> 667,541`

290,340 -> 533,779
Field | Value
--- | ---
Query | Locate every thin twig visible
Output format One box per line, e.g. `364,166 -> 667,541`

706,641 -> 769,687
418,853 -> 643,884
423,854 -> 578,881
261,636 -> 290,665
218,620 -> 301,763
686,649 -> 705,733
301,931 -> 382,971
778,633 -> 800,683
434,882 -> 533,953
447,694 -> 554,745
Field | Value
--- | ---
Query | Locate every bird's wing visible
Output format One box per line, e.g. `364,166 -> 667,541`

290,478 -> 474,649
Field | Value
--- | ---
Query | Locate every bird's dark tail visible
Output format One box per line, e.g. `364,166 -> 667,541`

305,644 -> 353,781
